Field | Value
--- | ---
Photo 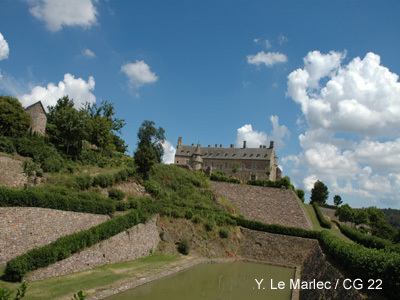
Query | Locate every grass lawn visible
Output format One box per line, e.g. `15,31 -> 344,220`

302,203 -> 353,243
0,254 -> 182,300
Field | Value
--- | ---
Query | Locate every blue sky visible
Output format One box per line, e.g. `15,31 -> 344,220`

1,0 -> 400,209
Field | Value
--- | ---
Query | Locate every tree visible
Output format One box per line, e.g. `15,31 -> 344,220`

47,96 -> 87,155
296,189 -> 305,202
134,120 -> 165,179
335,204 -> 354,223
0,96 -> 31,137
22,160 -> 38,187
310,180 -> 329,205
334,195 -> 343,207
84,100 -> 126,155
231,162 -> 239,175
354,208 -> 369,226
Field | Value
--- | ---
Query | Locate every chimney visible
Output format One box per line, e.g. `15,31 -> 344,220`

269,141 -> 274,149
215,144 -> 218,147
263,145 -> 266,148
259,145 -> 262,148
208,145 -> 211,147
192,143 -> 194,146
243,141 -> 247,148
220,144 -> 222,148
230,144 -> 234,148
177,137 -> 182,148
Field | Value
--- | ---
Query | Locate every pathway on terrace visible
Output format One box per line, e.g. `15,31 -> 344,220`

212,182 -> 312,230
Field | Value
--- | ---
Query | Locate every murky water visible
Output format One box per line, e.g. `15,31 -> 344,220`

105,262 -> 295,300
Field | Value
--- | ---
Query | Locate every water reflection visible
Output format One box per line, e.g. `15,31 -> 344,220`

105,262 -> 294,300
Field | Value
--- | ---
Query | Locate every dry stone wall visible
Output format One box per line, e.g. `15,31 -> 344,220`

0,156 -> 26,188
212,182 -> 312,230
239,228 -> 317,266
26,215 -> 160,281
0,207 -> 109,267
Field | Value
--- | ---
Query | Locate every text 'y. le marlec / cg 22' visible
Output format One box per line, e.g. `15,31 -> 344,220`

174,137 -> 282,182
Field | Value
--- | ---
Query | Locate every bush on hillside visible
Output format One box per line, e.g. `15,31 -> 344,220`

108,188 -> 125,200
313,202 -> 332,229
219,227 -> 229,238
177,237 -> 190,255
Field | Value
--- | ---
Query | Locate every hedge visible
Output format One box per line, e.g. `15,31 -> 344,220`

319,230 -> 400,298
313,202 -> 332,229
3,209 -> 149,282
210,173 -> 240,184
336,222 -> 400,253
235,215 -> 399,298
0,186 -> 114,215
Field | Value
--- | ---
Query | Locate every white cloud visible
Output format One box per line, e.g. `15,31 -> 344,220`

247,51 -> 287,67
235,124 -> 268,148
162,140 -> 176,164
278,34 -> 288,45
265,40 -> 272,49
19,73 -> 95,110
26,0 -> 98,32
83,48 -> 96,58
285,51 -> 400,208
269,115 -> 290,151
0,33 -> 9,61
121,60 -> 158,88
0,32 -> 10,80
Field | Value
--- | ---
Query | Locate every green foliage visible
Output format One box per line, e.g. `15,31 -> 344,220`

3,210 -> 146,282
335,203 -> 354,223
71,291 -> 87,300
247,176 -> 292,189
0,186 -> 115,215
0,282 -> 28,300
337,223 -> 400,252
204,220 -> 215,232
312,202 -> 332,229
310,180 -> 329,205
210,172 -> 240,183
93,173 -> 115,188
219,227 -> 229,238
318,230 -> 400,298
296,189 -> 305,202
41,156 -> 63,172
0,136 -> 16,154
108,188 -> 125,200
0,96 -> 31,137
115,201 -> 129,211
231,162 -> 239,174
177,237 -> 190,255
333,194 -> 343,206
134,120 -> 165,179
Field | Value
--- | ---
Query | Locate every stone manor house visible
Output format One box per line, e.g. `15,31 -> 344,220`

24,101 -> 47,135
174,137 -> 282,181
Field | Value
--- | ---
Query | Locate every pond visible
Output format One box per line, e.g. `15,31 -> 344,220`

105,262 -> 295,300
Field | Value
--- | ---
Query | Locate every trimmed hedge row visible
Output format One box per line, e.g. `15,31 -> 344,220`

247,177 -> 291,189
336,222 -> 400,253
0,186 -> 114,215
235,215 -> 399,297
319,230 -> 400,298
3,209 -> 149,282
234,216 -> 321,239
210,173 -> 240,184
313,202 -> 332,229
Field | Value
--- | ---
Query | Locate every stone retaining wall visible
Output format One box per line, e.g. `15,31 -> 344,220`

212,182 -> 312,230
300,244 -> 362,300
0,156 -> 26,188
26,215 -> 160,281
239,228 -> 317,266
0,207 -> 109,267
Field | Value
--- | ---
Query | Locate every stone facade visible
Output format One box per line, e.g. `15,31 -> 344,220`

174,137 -> 282,181
24,101 -> 47,135
0,156 -> 26,188
212,182 -> 312,230
25,215 -> 160,281
0,207 -> 109,267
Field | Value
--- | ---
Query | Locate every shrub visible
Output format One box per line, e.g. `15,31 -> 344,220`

177,237 -> 190,255
205,220 -> 215,232
41,156 -> 63,173
219,227 -> 229,238
0,136 -> 16,154
74,174 -> 94,190
93,173 -> 114,188
296,189 -> 305,202
115,201 -> 129,211
313,202 -> 332,229
108,188 -> 125,200
0,186 -> 114,215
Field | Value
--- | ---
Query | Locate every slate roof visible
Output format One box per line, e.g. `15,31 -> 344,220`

176,145 -> 275,160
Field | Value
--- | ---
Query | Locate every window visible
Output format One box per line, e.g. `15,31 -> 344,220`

205,161 -> 207,166
251,174 -> 256,180
252,162 -> 256,169
225,162 -> 228,168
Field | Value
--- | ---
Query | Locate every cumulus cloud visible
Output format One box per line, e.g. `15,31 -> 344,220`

285,51 -> 400,208
26,0 -> 98,32
121,60 -> 158,88
19,73 -> 96,110
247,51 -> 287,67
162,140 -> 176,164
83,48 -> 96,58
269,115 -> 290,151
235,124 -> 268,148
0,33 -> 10,80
